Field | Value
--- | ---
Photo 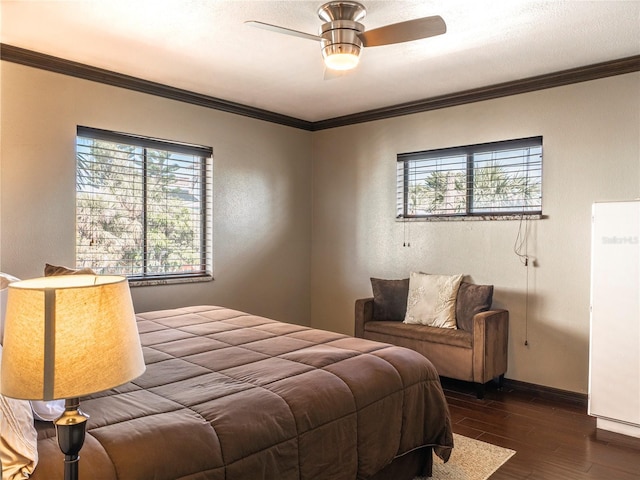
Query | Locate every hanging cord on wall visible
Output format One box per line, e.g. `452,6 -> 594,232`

403,164 -> 415,247
514,214 -> 531,346
403,217 -> 411,247
89,168 -> 97,248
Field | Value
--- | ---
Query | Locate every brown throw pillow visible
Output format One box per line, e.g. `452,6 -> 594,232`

44,263 -> 96,276
371,277 -> 410,321
456,282 -> 493,332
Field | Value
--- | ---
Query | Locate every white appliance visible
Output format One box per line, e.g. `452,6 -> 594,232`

589,200 -> 640,438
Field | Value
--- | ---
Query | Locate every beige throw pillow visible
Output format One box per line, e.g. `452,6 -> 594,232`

403,272 -> 464,329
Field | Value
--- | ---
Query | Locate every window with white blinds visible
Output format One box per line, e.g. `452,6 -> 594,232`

76,126 -> 213,284
397,137 -> 542,219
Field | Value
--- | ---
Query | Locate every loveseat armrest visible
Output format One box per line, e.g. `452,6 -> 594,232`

472,309 -> 509,384
355,297 -> 374,337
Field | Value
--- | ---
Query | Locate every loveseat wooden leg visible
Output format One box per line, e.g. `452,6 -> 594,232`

475,383 -> 485,399
497,374 -> 505,389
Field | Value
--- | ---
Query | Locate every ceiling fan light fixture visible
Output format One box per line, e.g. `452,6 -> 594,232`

322,43 -> 361,70
247,0 -> 447,76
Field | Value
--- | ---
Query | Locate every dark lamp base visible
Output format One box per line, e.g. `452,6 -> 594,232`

54,398 -> 89,480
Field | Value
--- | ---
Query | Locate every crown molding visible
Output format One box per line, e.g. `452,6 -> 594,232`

311,55 -> 640,130
2,43 -> 639,132
0,44 -> 314,131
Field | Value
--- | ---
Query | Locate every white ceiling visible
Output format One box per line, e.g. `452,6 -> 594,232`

2,0 -> 639,122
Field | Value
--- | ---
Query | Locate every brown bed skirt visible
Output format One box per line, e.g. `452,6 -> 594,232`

369,447 -> 433,480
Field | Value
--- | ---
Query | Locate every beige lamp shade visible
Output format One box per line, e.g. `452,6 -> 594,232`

1,275 -> 145,401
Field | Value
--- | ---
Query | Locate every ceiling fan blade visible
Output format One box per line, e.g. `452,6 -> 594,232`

245,21 -> 323,42
359,15 -> 446,47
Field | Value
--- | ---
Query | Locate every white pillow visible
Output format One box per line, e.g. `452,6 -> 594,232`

0,272 -> 21,345
403,272 -> 464,329
0,345 -> 39,479
30,399 -> 65,422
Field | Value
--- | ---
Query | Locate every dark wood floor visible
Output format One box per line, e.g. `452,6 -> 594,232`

440,378 -> 640,479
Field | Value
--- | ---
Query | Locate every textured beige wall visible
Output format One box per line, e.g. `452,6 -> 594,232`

0,62 -> 312,326
2,60 -> 639,394
310,73 -> 640,393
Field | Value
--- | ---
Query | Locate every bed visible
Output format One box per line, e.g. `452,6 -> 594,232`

29,305 -> 453,480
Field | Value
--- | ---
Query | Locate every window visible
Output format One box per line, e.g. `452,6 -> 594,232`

397,137 -> 542,219
76,126 -> 213,284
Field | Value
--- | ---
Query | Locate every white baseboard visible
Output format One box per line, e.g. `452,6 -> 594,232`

596,417 -> 640,439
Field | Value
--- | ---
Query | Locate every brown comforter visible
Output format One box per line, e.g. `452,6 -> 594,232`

31,305 -> 453,479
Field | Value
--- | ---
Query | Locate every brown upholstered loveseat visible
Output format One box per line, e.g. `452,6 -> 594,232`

355,279 -> 509,399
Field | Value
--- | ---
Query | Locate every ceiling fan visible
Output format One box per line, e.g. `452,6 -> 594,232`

246,1 -> 446,72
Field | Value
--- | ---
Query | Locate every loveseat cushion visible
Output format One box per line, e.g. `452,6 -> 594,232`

456,283 -> 493,332
370,277 -> 409,321
364,321 -> 472,349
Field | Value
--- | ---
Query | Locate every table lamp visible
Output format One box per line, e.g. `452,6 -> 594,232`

0,274 -> 145,480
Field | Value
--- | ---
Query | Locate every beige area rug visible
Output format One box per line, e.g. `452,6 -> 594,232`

416,433 -> 516,480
